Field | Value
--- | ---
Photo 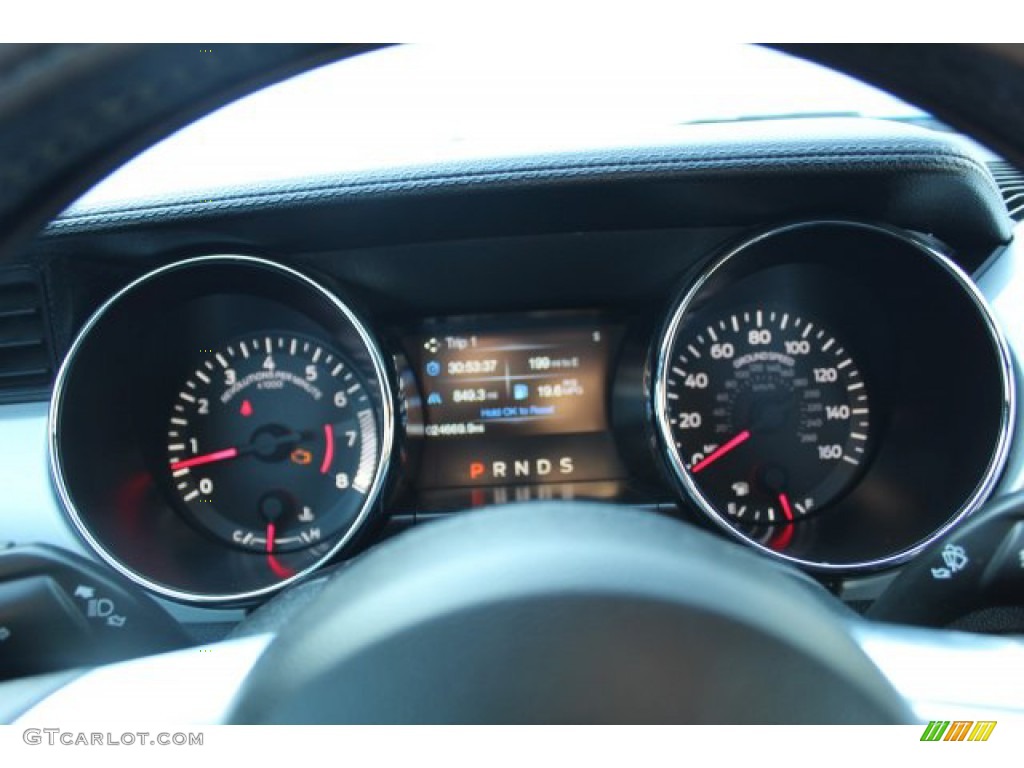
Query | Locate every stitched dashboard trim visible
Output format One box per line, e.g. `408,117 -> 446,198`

46,146 -> 999,234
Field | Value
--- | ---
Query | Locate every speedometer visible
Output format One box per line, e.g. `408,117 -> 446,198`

651,222 -> 1014,572
662,308 -> 870,538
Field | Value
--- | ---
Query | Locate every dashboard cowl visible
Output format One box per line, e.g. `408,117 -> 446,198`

37,119 -> 1010,262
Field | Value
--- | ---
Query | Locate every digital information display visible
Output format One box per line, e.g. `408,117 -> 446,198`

409,321 -> 625,489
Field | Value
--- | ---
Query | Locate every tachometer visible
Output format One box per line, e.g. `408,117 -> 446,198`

51,254 -> 395,603
663,308 -> 870,533
168,333 -> 378,553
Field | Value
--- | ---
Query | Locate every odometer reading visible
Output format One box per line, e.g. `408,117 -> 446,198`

166,332 -> 379,553
662,308 -> 870,529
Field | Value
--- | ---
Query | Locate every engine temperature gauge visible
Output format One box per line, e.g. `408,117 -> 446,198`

167,332 -> 379,553
659,307 -> 870,540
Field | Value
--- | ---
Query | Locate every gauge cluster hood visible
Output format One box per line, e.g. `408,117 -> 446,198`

35,118 -> 1011,263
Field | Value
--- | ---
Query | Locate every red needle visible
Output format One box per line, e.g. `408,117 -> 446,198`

771,493 -> 796,551
169,447 -> 239,471
266,523 -> 276,554
778,492 -> 794,522
689,430 -> 752,474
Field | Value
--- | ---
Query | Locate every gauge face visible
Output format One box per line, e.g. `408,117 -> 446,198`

661,307 -> 870,535
167,332 -> 379,553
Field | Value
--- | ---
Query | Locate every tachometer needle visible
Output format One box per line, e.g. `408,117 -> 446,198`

169,447 -> 239,471
689,430 -> 751,474
266,523 -> 276,554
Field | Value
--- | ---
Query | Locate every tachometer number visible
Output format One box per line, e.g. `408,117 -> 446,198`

166,333 -> 379,554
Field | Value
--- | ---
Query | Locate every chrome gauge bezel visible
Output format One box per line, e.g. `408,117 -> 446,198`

652,221 -> 1015,572
49,254 -> 396,604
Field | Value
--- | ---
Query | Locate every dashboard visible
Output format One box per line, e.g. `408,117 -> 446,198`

6,43 -> 1024,726
0,112 -> 1018,631
31,139 -> 1018,606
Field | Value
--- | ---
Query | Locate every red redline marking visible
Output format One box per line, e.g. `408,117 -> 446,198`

690,430 -> 751,474
320,424 -> 334,474
169,447 -> 239,471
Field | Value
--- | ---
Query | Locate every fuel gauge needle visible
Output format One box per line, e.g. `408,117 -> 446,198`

690,430 -> 751,474
769,493 -> 796,551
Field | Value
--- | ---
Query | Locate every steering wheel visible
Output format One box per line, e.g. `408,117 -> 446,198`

3,43 -> 1024,724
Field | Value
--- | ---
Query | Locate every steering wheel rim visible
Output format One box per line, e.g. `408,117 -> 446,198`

228,502 -> 911,724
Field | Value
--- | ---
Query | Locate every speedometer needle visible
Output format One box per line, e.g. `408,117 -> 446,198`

689,430 -> 751,474
169,447 -> 239,471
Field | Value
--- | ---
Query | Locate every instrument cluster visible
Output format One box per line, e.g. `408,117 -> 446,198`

48,222 -> 1015,604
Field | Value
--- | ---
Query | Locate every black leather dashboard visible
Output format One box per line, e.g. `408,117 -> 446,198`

26,120 -> 1010,359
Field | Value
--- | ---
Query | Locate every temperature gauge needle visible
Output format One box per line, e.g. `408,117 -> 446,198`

690,430 -> 751,474
778,492 -> 794,522
169,447 -> 239,471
